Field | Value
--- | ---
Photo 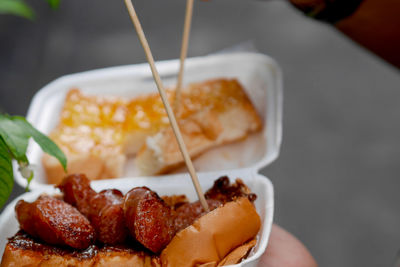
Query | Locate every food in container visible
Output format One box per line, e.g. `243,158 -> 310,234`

0,175 -> 272,267
14,52 -> 282,189
42,79 -> 262,184
2,52 -> 281,266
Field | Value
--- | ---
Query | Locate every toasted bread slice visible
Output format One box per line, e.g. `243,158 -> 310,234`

0,231 -> 158,267
43,88 -> 171,184
43,79 -> 262,183
135,79 -> 262,175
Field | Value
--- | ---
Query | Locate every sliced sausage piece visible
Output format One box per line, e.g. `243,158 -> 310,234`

89,189 -> 128,244
59,175 -> 128,245
15,195 -> 95,249
123,187 -> 175,253
90,189 -> 123,209
57,173 -> 96,217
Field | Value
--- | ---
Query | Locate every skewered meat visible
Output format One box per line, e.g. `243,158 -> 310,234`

123,187 -> 175,253
59,174 -> 128,244
89,189 -> 128,244
15,195 -> 95,249
57,173 -> 96,217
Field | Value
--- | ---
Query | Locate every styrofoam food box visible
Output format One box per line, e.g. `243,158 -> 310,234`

1,52 -> 282,266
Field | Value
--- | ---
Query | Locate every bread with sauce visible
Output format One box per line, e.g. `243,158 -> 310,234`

1,198 -> 260,267
42,79 -> 262,183
136,79 -> 262,175
42,88 -> 172,184
0,231 -> 158,267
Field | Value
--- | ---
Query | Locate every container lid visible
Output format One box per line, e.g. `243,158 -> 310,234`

15,52 -> 283,189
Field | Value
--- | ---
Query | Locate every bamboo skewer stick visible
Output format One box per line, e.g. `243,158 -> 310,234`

174,0 -> 195,113
123,0 -> 209,212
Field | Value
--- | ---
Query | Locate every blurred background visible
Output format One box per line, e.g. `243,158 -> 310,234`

1,0 -> 400,266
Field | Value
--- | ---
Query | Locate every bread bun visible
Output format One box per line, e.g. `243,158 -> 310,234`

160,197 -> 261,267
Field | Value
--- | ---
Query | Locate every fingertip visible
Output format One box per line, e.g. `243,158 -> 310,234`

258,224 -> 318,267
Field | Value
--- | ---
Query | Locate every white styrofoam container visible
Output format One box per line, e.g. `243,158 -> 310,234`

0,52 -> 283,266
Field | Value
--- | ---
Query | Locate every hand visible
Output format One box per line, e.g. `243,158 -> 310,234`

258,224 -> 318,267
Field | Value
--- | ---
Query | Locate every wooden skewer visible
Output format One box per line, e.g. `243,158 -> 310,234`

174,0 -> 195,113
123,0 -> 209,212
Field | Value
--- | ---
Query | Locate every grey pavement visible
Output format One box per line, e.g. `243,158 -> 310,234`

1,1 -> 400,266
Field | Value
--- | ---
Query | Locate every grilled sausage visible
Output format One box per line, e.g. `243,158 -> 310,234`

89,189 -> 128,244
15,195 -> 95,249
123,187 -> 175,253
57,173 -> 96,217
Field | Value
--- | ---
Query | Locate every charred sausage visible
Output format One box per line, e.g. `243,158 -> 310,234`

57,174 -> 96,217
123,187 -> 175,253
89,189 -> 128,244
15,195 -> 95,249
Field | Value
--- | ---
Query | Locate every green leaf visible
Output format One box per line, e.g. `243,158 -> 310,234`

0,114 -> 30,163
12,116 -> 67,172
0,137 -> 13,209
0,114 -> 67,200
46,0 -> 60,10
0,0 -> 35,20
